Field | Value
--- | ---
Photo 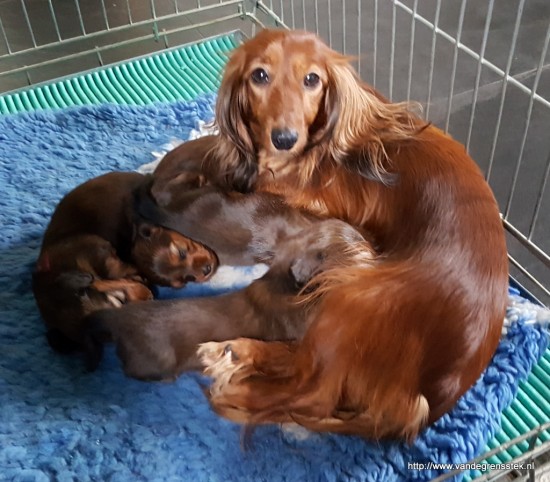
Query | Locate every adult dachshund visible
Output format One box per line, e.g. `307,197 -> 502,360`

157,29 -> 509,441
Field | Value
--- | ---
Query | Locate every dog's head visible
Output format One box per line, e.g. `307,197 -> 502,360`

208,29 -> 419,192
211,30 -> 340,189
132,223 -> 218,288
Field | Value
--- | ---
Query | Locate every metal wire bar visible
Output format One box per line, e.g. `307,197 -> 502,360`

46,0 -> 62,42
314,0 -> 318,35
504,21 -> 550,220
394,0 -> 550,112
444,0 -> 467,133
0,14 -> 243,80
0,15 -> 12,55
301,0 -> 306,29
74,0 -> 87,36
249,0 -> 258,36
328,0 -> 332,47
406,0 -> 418,102
20,0 -> 37,48
100,0 -> 110,30
389,0 -> 396,100
372,0 -> 378,87
255,0 -> 285,28
279,0 -> 284,24
126,0 -> 133,24
425,0 -> 441,119
290,0 -> 295,28
150,0 -> 157,19
0,1 -> 242,64
503,218 -> 550,268
357,0 -> 361,74
508,255 -> 550,301
174,0 -> 179,14
486,0 -> 526,183
342,0 -> 346,54
465,0 -> 494,152
528,149 -> 550,241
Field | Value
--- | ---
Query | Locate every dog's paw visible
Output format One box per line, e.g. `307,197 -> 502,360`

106,290 -> 126,308
123,282 -> 153,302
198,340 -> 257,394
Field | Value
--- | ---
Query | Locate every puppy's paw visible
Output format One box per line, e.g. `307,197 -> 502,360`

106,290 -> 126,308
123,282 -> 153,302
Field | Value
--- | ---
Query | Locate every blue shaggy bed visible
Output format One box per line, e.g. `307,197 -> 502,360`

0,95 -> 548,482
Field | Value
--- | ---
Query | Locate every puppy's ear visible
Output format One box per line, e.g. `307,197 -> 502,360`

205,50 -> 258,193
135,222 -> 158,240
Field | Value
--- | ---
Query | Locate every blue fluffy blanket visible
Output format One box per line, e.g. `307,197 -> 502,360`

0,96 -> 548,482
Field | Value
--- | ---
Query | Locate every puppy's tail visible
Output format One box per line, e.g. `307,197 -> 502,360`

82,309 -> 115,372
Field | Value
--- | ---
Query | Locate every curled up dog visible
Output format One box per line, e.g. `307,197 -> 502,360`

33,171 -> 218,353
152,29 -> 509,440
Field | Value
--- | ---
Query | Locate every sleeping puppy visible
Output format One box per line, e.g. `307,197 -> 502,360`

150,135 -> 217,208
84,219 -> 376,381
33,171 -> 218,353
137,182 -> 330,266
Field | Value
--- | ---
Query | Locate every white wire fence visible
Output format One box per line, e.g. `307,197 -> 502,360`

0,1 -> 549,479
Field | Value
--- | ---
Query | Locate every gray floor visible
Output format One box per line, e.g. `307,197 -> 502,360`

0,0 -> 549,303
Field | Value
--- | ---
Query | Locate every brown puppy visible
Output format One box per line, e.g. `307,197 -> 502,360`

154,29 -> 508,441
84,219 -> 374,381
151,135 -> 217,208
137,184 -> 326,266
33,171 -> 218,352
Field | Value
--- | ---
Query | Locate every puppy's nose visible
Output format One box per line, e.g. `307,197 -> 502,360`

271,129 -> 298,150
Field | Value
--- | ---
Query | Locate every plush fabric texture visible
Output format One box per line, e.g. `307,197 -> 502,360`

0,97 -> 548,482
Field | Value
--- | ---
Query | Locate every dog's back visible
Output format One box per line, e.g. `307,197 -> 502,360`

138,184 -> 320,265
42,171 -> 146,258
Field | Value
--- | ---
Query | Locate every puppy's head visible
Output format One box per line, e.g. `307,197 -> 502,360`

132,223 -> 218,288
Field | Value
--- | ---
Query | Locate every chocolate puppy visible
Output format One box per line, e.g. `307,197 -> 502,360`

33,171 -> 218,352
85,219 -> 375,381
137,184 -> 328,266
151,135 -> 217,208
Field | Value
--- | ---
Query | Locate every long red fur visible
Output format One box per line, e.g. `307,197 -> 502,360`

198,29 -> 509,440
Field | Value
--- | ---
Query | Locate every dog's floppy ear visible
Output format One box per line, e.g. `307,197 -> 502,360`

324,54 -> 422,185
206,49 -> 258,193
307,80 -> 340,150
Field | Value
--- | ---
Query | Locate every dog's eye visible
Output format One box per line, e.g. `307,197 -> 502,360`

178,248 -> 187,260
304,73 -> 320,88
251,68 -> 269,85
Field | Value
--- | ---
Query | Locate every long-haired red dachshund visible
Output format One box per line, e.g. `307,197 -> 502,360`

185,29 -> 509,441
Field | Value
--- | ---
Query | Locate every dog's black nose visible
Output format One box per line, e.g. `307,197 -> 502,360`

271,129 -> 298,150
